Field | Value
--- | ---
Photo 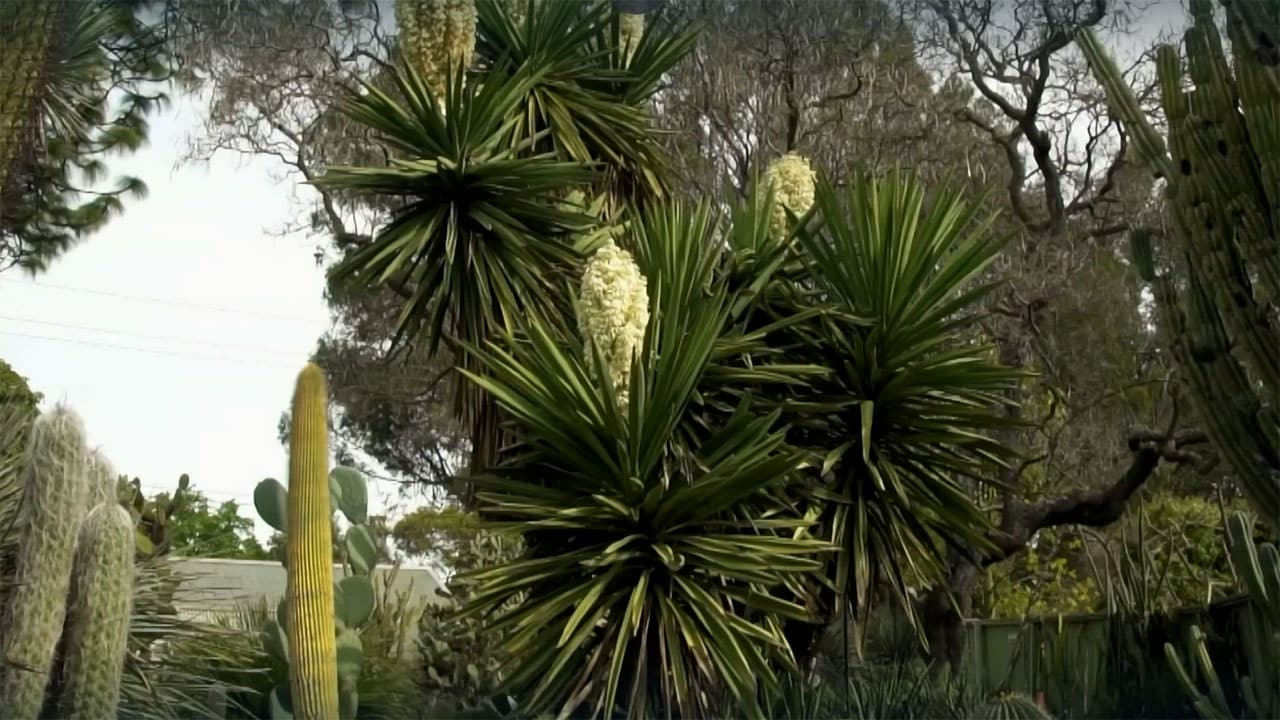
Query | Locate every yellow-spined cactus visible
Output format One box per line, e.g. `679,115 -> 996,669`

619,12 -> 645,64
578,241 -> 650,411
284,363 -> 339,720
395,0 -> 477,99
765,153 -> 816,238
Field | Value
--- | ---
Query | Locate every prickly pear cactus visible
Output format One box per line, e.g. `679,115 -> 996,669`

0,404 -> 89,719
975,693 -> 1053,720
59,503 -> 135,720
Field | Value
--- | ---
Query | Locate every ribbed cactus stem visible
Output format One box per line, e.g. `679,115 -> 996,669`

59,503 -> 135,720
0,404 -> 89,719
284,363 -> 340,719
1077,5 -> 1280,524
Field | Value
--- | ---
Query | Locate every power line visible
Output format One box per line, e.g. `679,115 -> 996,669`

0,278 -> 316,321
0,330 -> 300,369
0,314 -> 302,358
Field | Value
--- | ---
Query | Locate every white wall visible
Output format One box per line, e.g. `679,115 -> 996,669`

166,557 -> 447,624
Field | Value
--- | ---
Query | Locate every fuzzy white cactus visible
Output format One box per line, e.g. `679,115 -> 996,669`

59,503 -> 135,720
0,405 -> 89,719
84,448 -> 117,513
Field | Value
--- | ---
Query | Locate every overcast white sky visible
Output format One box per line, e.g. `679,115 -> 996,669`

0,93 -> 404,544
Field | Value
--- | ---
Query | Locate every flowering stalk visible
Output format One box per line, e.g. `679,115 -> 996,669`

395,0 -> 477,99
578,240 -> 650,412
765,153 -> 816,238
619,13 -> 645,64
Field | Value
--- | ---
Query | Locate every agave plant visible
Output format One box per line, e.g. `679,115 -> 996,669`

453,203 -> 832,720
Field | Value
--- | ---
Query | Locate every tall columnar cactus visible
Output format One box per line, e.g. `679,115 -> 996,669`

394,0 -> 477,99
59,503 -> 135,720
283,363 -> 340,719
1164,512 -> 1278,718
255,459 -> 378,720
1076,0 -> 1279,523
0,404 -> 89,719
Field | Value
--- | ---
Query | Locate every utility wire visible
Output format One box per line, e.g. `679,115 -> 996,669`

0,330 -> 299,369
0,314 -> 302,358
0,278 -> 316,321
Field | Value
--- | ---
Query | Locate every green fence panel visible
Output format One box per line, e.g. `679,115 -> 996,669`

962,595 -> 1251,718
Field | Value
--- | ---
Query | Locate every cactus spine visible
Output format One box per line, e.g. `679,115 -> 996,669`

59,503 -> 135,720
1076,0 -> 1279,523
0,405 -> 89,719
284,363 -> 340,719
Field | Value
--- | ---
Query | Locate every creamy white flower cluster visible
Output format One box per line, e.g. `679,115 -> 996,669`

505,0 -> 535,27
619,13 -> 645,64
765,152 -> 816,238
395,0 -> 478,100
578,240 -> 650,411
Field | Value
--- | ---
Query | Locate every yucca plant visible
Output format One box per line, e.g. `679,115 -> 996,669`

313,60 -> 600,479
473,0 -> 697,211
453,202 -> 833,719
781,170 -> 1024,645
318,0 -> 694,482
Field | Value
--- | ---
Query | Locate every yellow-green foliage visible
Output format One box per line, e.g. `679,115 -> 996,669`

986,529 -> 1100,618
285,364 -> 340,719
395,0 -> 477,99
1118,492 -> 1243,609
60,504 -> 135,720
